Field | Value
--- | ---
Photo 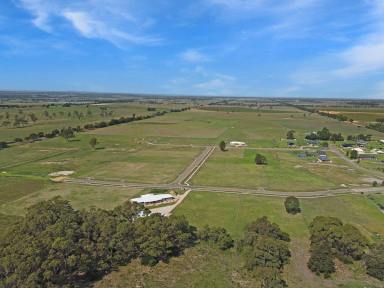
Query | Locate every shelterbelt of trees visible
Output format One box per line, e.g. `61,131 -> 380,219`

0,107 -> 191,150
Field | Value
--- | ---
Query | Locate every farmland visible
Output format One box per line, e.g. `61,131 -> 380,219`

1,96 -> 384,287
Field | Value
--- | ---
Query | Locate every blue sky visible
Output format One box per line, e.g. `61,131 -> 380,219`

0,0 -> 384,98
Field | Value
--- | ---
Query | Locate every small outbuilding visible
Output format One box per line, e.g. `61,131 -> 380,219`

131,193 -> 175,206
318,155 -> 330,162
229,141 -> 247,147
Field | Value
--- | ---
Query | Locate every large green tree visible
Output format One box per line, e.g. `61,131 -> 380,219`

364,241 -> 384,281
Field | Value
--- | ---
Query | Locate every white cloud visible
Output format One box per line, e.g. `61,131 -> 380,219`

330,1 -> 384,77
18,0 -> 55,32
333,39 -> 384,77
195,75 -> 234,89
17,0 -> 161,47
179,49 -> 210,63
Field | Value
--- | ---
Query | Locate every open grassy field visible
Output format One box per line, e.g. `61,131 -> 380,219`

191,148 -> 367,191
0,182 -> 144,216
173,191 -> 384,288
88,108 -> 384,147
0,132 -> 203,183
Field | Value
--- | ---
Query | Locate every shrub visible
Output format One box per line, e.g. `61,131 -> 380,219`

255,154 -> 267,165
284,196 -> 301,215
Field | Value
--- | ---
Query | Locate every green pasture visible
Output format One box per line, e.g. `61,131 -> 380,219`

174,191 -> 384,288
0,181 -> 143,217
174,192 -> 384,239
191,149 -> 365,191
0,133 -> 203,184
86,108 -> 384,147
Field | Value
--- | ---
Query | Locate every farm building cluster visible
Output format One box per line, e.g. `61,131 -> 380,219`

342,140 -> 384,160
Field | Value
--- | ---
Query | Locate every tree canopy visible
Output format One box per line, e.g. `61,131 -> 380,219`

0,197 -> 197,287
237,217 -> 290,287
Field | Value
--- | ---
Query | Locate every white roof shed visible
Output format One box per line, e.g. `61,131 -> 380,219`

131,193 -> 175,204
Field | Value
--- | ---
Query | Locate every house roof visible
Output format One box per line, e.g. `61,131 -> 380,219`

352,147 -> 364,153
131,193 -> 174,204
318,155 -> 329,161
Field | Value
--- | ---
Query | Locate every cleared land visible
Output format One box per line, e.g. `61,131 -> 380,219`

192,149 -> 367,191
174,191 -> 384,288
1,100 -> 384,287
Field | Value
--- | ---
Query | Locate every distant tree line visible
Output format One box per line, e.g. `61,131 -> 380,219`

346,134 -> 372,141
366,122 -> 384,133
0,107 -> 191,150
305,127 -> 344,141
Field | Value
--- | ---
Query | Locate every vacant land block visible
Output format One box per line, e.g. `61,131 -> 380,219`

192,149 -> 365,191
174,191 -> 384,288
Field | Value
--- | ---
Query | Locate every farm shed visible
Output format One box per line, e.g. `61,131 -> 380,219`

131,194 -> 175,206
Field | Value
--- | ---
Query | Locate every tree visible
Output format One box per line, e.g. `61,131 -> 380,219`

135,214 -> 196,266
308,241 -> 335,278
219,141 -> 226,152
284,196 -> 301,215
89,137 -> 98,149
364,241 -> 384,281
350,150 -> 358,159
318,127 -> 331,141
243,236 -> 290,270
198,225 -> 234,250
307,216 -> 368,278
29,113 -> 38,123
0,197 -> 196,287
0,141 -> 8,149
61,127 -> 74,141
255,154 -> 267,165
237,217 -> 290,287
286,130 -> 295,140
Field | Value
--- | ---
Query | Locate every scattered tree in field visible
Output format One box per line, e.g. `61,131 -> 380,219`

29,113 -> 38,123
286,130 -> 295,140
219,140 -> 226,151
350,150 -> 358,159
198,225 -> 234,250
373,181 -> 378,187
60,127 -> 75,141
255,153 -> 267,165
284,196 -> 301,214
364,241 -> 384,281
89,137 -> 98,149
